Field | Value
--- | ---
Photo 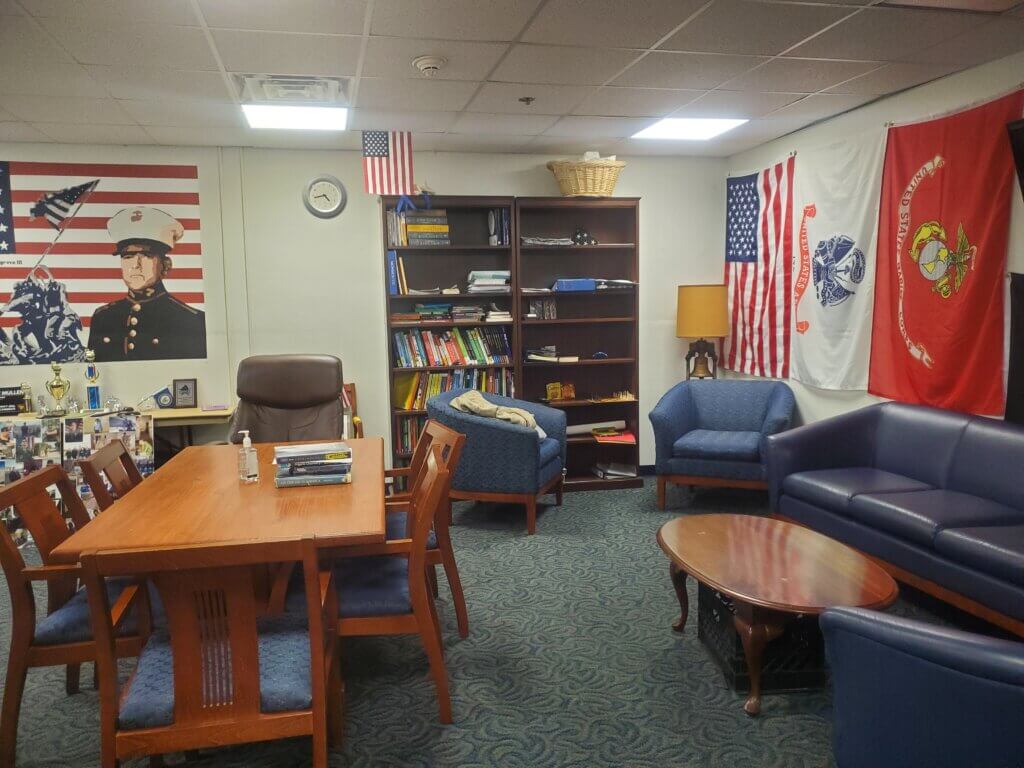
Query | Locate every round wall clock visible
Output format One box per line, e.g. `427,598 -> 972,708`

303,174 -> 347,218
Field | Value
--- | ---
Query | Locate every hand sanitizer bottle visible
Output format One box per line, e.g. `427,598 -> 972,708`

238,430 -> 259,483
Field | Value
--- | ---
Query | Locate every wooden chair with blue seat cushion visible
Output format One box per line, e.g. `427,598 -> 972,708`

384,419 -> 468,638
82,538 -> 342,768
0,466 -> 149,768
77,438 -> 145,512
649,379 -> 795,508
312,444 -> 454,723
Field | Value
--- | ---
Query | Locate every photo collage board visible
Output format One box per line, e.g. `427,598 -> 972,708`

0,413 -> 155,547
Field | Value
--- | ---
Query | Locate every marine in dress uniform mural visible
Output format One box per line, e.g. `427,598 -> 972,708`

88,207 -> 207,362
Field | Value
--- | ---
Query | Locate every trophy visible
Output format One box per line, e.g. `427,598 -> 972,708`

44,362 -> 71,416
84,349 -> 102,411
19,382 -> 33,414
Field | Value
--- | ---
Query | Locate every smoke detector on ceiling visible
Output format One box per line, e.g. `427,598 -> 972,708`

238,74 -> 349,106
412,56 -> 448,78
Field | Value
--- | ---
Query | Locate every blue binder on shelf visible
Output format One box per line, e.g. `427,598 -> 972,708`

386,250 -> 399,295
553,278 -> 597,292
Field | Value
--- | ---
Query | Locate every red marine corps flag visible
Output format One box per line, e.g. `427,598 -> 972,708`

869,90 -> 1024,415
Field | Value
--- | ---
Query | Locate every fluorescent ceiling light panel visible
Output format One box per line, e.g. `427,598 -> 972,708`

242,104 -> 348,131
633,118 -> 747,141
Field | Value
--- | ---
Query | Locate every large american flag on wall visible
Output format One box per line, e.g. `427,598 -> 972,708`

0,161 -> 204,355
723,156 -> 795,378
362,131 -> 414,195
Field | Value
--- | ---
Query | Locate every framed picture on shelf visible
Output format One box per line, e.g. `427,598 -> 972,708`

172,378 -> 198,408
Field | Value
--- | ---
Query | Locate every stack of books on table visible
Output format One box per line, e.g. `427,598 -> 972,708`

274,442 -> 352,488
467,270 -> 510,294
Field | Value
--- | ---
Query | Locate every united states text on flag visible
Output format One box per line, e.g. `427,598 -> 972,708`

362,131 -> 414,195
723,156 -> 795,378
0,161 -> 205,363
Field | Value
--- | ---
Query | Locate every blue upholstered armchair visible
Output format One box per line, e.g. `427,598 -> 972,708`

822,607 -> 1024,768
426,390 -> 566,534
648,379 -> 794,508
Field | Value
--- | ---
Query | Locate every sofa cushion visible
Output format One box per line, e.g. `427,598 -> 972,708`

35,577 -> 137,646
934,525 -> 1024,588
538,437 -> 561,468
118,614 -> 312,730
948,419 -> 1024,511
874,404 -> 970,487
673,429 -> 761,462
847,490 -> 1024,549
782,468 -> 931,513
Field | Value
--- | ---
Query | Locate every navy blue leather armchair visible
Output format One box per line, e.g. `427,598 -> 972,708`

649,379 -> 794,508
426,390 -> 566,534
822,607 -> 1024,768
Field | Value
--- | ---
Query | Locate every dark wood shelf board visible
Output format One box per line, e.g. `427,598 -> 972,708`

517,288 -> 636,297
523,357 -> 635,367
393,409 -> 427,416
390,245 -> 510,251
392,364 -> 513,372
520,243 -> 635,251
566,435 -> 639,445
521,317 -> 633,325
389,292 -> 512,300
390,320 -> 512,328
564,475 -> 644,491
541,399 -> 639,408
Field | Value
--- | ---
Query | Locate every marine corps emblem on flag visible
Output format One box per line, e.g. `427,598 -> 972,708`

909,220 -> 975,299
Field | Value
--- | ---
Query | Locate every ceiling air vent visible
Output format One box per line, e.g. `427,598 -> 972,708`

237,75 -> 349,106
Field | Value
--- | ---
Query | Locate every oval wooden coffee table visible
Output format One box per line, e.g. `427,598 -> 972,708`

657,514 -> 898,715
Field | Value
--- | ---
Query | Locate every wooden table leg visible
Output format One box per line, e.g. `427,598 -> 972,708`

669,562 -> 688,632
733,602 -> 786,716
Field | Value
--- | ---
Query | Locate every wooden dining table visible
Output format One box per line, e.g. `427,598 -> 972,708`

51,437 -> 386,564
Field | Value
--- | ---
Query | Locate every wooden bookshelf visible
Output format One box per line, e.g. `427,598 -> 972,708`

381,196 -> 517,469
515,197 -> 642,491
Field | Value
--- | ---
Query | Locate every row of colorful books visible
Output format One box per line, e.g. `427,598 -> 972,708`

273,441 -> 352,488
386,208 -> 450,247
392,327 -> 512,368
393,368 -> 515,411
395,414 -> 427,454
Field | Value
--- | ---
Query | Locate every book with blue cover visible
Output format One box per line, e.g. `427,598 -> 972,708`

386,250 -> 399,295
275,473 -> 352,488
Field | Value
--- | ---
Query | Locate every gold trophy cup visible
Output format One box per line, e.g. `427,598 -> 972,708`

45,362 -> 71,416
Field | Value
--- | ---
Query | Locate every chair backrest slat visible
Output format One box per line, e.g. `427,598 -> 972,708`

407,446 -> 452,578
402,420 -> 465,536
78,439 -> 144,512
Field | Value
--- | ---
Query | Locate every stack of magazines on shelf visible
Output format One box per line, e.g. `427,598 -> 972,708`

467,270 -> 510,293
274,442 -> 352,488
452,304 -> 485,321
485,303 -> 512,323
591,462 -> 638,480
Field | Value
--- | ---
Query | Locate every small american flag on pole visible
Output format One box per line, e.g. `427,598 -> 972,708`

362,130 -> 414,195
723,156 -> 795,378
29,179 -> 98,230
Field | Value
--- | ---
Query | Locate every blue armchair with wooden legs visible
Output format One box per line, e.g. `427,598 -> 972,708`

426,389 -> 566,535
649,379 -> 795,508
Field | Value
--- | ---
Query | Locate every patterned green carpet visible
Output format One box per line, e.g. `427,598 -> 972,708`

1,481 -> 961,767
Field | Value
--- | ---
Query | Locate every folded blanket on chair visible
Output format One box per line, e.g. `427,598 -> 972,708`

449,390 -> 541,433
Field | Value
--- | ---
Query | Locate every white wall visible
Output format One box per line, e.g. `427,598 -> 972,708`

724,50 -> 1024,424
0,142 -> 724,465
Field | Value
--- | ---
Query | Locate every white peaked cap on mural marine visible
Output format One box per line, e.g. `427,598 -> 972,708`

107,207 -> 184,252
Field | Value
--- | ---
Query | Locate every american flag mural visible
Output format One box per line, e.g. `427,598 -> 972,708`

362,130 -> 414,195
723,156 -> 795,378
0,161 -> 205,365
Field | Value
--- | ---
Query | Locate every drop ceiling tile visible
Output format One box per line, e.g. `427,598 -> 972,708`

85,66 -> 232,102
573,86 -> 702,117
0,16 -> 74,65
198,0 -> 367,34
0,63 -> 108,97
417,134 -> 534,152
491,44 -> 641,86
1,95 -> 136,125
467,82 -> 592,114
38,17 -> 218,69
211,29 -> 361,76
33,123 -> 156,144
542,115 -> 654,138
768,93 -> 875,120
450,112 -> 559,135
523,0 -> 709,48
362,38 -> 508,81
350,109 -> 459,132
788,7 -> 987,62
243,130 -> 363,150
675,89 -> 805,118
612,51 -> 767,90
0,122 -> 52,142
356,78 -> 478,111
0,0 -> 22,13
726,58 -> 879,92
524,135 -> 618,155
611,137 -> 728,156
660,0 -> 851,56
915,18 -> 1024,66
21,0 -> 197,24
0,105 -> 16,121
143,125 -> 254,146
370,0 -> 543,41
825,62 -> 958,95
1010,2 -> 1024,15
118,100 -> 245,128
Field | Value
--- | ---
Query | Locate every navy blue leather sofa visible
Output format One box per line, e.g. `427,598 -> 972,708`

767,402 -> 1024,634
822,607 -> 1024,768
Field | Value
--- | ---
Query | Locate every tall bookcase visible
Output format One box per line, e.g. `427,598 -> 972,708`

380,195 -> 641,492
381,196 -> 517,473
515,197 -> 641,491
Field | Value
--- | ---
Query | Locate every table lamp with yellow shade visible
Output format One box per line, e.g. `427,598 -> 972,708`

676,284 -> 729,379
